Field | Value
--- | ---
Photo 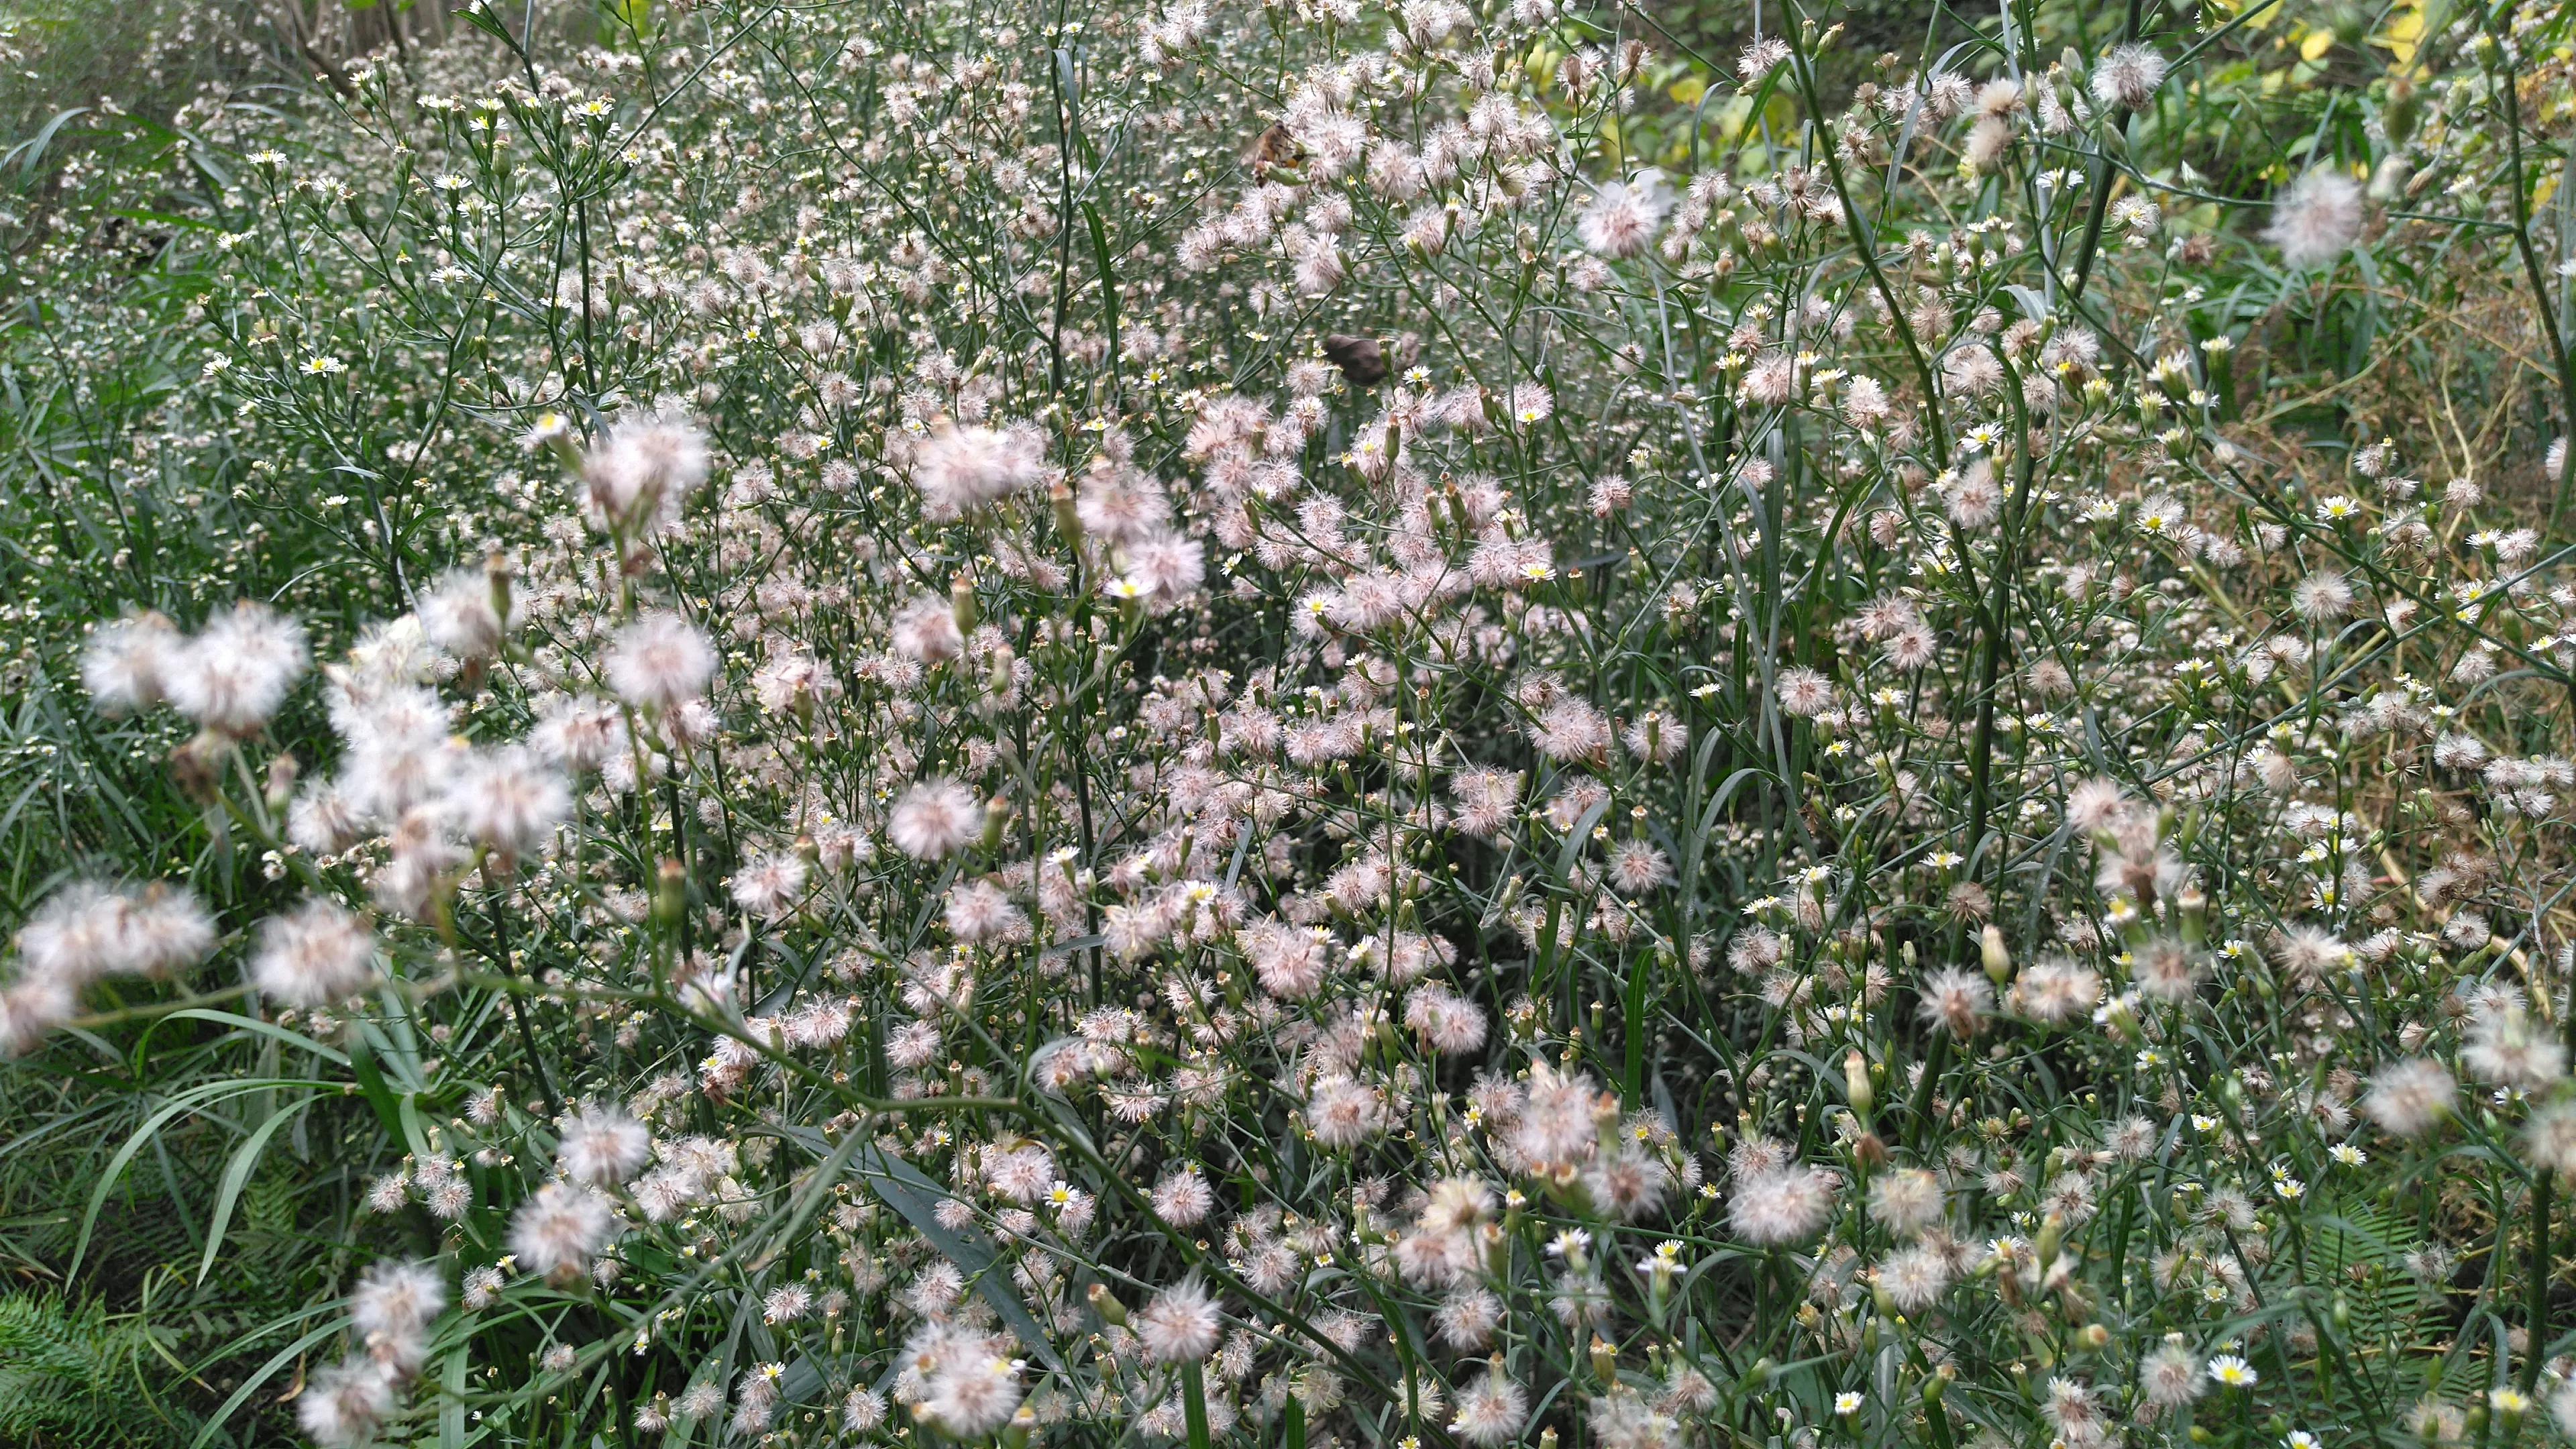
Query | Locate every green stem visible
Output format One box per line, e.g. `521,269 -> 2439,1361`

1182,1360 -> 1212,1449
2524,1171 -> 2553,1393
2488,11 -> 2576,533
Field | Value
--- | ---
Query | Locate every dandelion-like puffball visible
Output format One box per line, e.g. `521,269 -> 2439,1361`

508,1180 -> 620,1283
419,568 -> 517,661
888,778 -> 981,859
2266,169 -> 2363,270
298,1355 -> 399,1448
1450,1372 -> 1529,1446
2361,1057 -> 2456,1137
2529,1099 -> 2576,1176
82,612 -> 180,716
1134,1277 -> 1223,1363
18,881 -> 213,987
2090,44 -> 2167,111
1729,1163 -> 1841,1245
1917,967 -> 1994,1036
843,1387 -> 889,1432
1866,1167 -> 1946,1237
557,1102 -> 653,1187
1878,1244 -> 1953,1311
350,1259 -> 447,1375
605,610 -> 716,712
1576,171 -> 1673,260
2140,1338 -> 2208,1407
164,602 -> 309,735
582,406 -> 709,535
444,745 -> 571,859
912,422 -> 1049,520
248,898 -> 379,1008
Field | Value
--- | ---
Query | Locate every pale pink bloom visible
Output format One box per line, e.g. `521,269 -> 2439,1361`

1305,1075 -> 1391,1148
891,594 -> 965,662
1576,172 -> 1672,259
557,1102 -> 652,1187
1135,1277 -> 1222,1362
889,779 -> 981,859
249,899 -> 378,1008
1152,1166 -> 1216,1226
605,611 -> 716,710
1774,667 -> 1833,717
2092,43 -> 2167,110
730,853 -> 810,918
510,1181 -> 620,1283
164,602 -> 309,735
2362,1058 -> 2455,1137
1729,1163 -> 1839,1245
82,612 -> 180,714
443,746 -> 570,858
2267,168 -> 2363,269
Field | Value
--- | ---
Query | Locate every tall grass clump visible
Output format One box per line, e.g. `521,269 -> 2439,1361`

7,1 -> 2576,1447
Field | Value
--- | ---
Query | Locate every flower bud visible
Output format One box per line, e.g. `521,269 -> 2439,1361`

2176,884 -> 2207,945
1086,1282 -> 1128,1326
654,857 -> 687,929
1980,924 -> 2011,983
1051,480 -> 1081,541
264,753 -> 301,815
2383,75 -> 2420,144
170,731 -> 227,804
486,549 -> 515,637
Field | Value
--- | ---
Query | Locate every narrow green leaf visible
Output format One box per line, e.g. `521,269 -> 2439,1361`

188,1321 -> 344,1449
853,1143 -> 1066,1373
71,1079 -> 320,1281
166,1008 -> 350,1066
453,4 -> 516,43
197,1095 -> 317,1285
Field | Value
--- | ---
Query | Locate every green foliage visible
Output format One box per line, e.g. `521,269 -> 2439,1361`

0,1292 -> 198,1447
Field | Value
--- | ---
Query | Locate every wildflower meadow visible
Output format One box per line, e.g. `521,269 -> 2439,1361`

3,0 -> 2575,1446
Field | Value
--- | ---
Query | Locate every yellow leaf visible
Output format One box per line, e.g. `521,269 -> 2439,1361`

1715,94 -> 1757,144
2377,0 -> 2426,66
1670,75 -> 1708,107
2300,26 -> 2335,60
